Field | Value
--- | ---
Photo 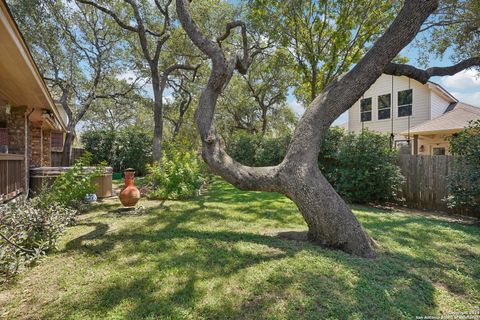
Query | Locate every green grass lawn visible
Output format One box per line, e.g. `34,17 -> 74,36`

1,179 -> 479,319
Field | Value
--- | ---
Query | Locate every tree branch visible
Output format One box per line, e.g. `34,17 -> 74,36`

163,63 -> 201,78
76,0 -> 139,33
384,57 -> 480,84
217,21 -> 245,44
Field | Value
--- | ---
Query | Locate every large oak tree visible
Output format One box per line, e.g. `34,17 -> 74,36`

176,0 -> 480,258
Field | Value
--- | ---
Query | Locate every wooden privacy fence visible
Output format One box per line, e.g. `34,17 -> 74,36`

398,155 -> 453,212
0,153 -> 24,202
51,148 -> 85,167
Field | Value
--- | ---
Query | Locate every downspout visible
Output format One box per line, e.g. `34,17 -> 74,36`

25,108 -> 34,197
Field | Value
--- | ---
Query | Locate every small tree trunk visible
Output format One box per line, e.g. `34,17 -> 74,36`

152,99 -> 163,162
280,164 -> 376,258
152,73 -> 164,163
261,108 -> 268,136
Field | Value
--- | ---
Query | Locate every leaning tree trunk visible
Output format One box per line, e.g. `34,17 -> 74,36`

280,163 -> 376,257
176,0 -> 442,258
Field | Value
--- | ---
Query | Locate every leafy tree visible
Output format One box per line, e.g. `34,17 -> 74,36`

416,0 -> 479,65
81,129 -> 116,167
215,49 -> 297,142
76,0 -> 204,162
242,49 -> 295,135
8,0 -> 138,165
164,76 -> 196,140
247,0 -> 401,104
83,90 -> 154,131
176,0 -> 480,257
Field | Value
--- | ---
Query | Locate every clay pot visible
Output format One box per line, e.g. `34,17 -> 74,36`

119,168 -> 140,207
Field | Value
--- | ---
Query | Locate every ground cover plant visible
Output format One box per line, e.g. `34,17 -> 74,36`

0,179 -> 478,319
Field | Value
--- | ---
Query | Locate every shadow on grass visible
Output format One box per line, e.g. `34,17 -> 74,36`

45,180 -> 479,319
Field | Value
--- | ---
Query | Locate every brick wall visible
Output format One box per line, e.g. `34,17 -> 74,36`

42,129 -> 51,166
7,106 -> 26,154
29,123 -> 42,167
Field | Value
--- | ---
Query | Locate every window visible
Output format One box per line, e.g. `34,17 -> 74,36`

51,132 -> 64,150
360,97 -> 372,122
398,89 -> 412,117
378,94 -> 391,120
432,147 -> 445,155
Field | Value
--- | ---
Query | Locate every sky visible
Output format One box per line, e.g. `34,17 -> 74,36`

288,44 -> 480,126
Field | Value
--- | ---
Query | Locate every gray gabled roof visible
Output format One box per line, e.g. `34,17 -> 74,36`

402,103 -> 480,135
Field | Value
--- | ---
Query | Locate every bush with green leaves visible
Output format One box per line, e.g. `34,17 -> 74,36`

227,134 -> 290,167
322,129 -> 405,203
228,129 -> 404,203
446,120 -> 480,213
81,129 -> 116,167
81,126 -> 152,176
146,142 -> 206,200
0,198 -> 76,281
40,152 -> 102,208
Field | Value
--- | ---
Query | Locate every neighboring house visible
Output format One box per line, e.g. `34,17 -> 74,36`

0,0 -> 68,202
346,73 -> 479,155
400,103 -> 480,155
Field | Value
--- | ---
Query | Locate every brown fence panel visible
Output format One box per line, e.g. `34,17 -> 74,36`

398,155 -> 453,212
0,154 -> 25,202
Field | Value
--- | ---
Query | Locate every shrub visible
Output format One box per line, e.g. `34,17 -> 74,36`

227,134 -> 290,167
0,198 -> 76,281
81,126 -> 152,176
81,129 -> 116,167
318,126 -> 345,181
40,152 -> 102,208
146,142 -> 205,200
446,120 -> 480,212
320,129 -> 405,203
228,129 -> 404,203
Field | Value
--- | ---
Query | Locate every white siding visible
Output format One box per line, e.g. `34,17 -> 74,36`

348,74 -> 432,140
430,91 -> 451,119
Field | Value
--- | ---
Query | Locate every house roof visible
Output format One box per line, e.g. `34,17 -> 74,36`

402,103 -> 480,136
427,81 -> 458,103
0,0 -> 67,131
